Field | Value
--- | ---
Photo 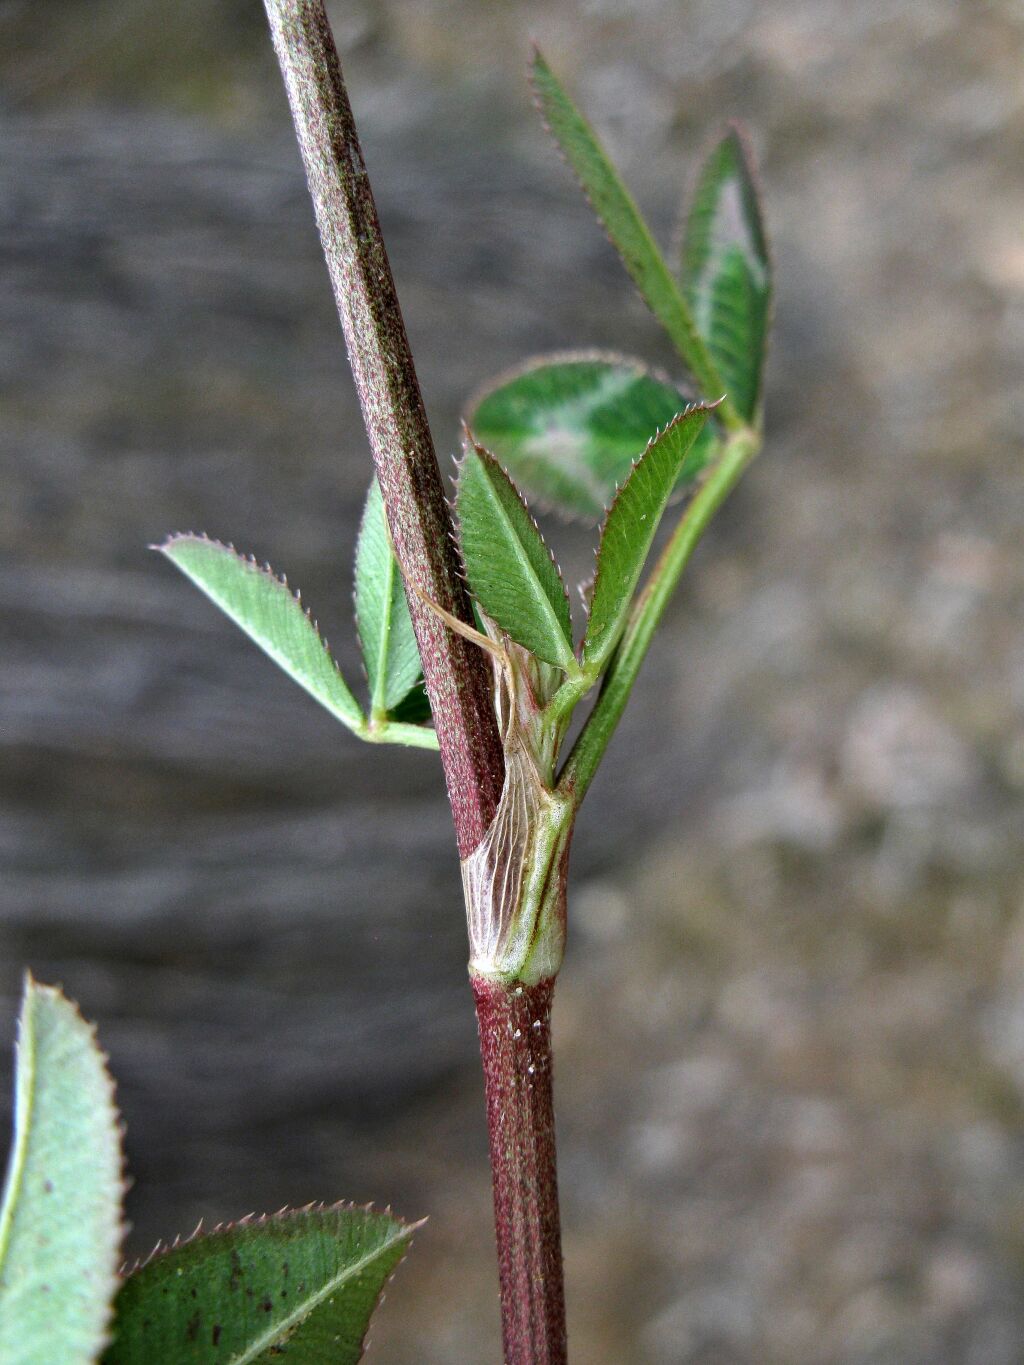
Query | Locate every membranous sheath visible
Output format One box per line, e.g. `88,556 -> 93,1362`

461,627 -> 575,986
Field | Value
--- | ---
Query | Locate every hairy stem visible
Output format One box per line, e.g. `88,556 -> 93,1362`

560,427 -> 761,805
262,9 -> 567,1360
473,976 -> 567,1365
263,0 -> 503,855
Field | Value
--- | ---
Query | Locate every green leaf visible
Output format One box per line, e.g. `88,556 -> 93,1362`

0,976 -> 124,1365
583,403 -> 714,672
103,1204 -> 416,1365
456,438 -> 576,671
354,480 -> 425,716
158,535 -> 365,733
681,125 -> 771,424
529,48 -> 732,419
467,353 -> 718,521
387,679 -> 432,726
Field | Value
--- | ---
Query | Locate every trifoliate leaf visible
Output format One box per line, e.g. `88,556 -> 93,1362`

158,535 -> 364,732
103,1203 -> 417,1364
354,480 -> 425,716
681,125 -> 771,423
456,440 -> 576,671
583,403 -> 715,672
0,977 -> 124,1365
467,353 -> 717,521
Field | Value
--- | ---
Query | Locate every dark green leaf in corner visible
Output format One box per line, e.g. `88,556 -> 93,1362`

355,480 -> 426,717
456,439 -> 576,671
103,1203 -> 417,1365
0,977 -> 124,1365
681,126 -> 771,423
158,535 -> 364,733
583,403 -> 715,672
468,354 -> 717,521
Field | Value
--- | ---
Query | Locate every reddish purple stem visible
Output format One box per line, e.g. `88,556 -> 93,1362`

263,0 -> 503,856
263,6 -> 568,1360
473,975 -> 567,1365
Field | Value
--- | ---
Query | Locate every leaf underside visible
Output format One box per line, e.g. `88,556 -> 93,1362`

354,480 -> 426,715
584,403 -> 714,671
682,127 -> 771,422
387,678 -> 432,725
468,354 -> 717,521
158,535 -> 364,731
0,978 -> 124,1365
456,439 -> 575,670
103,1204 -> 416,1365
529,49 -> 716,398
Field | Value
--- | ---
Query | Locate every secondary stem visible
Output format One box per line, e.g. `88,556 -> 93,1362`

560,426 -> 761,805
263,0 -> 503,856
473,976 -> 567,1365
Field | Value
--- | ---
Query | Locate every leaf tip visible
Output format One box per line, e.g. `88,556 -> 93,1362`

722,117 -> 757,168
526,38 -> 547,76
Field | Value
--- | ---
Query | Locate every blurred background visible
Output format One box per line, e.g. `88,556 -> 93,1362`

2,1 -> 1023,1360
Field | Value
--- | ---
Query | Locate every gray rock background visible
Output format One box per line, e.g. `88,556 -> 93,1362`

2,1 -> 1023,1360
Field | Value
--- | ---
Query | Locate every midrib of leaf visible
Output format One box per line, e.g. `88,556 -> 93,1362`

518,366 -> 645,505
0,994 -> 37,1277
687,158 -> 768,297
691,271 -> 715,342
222,1226 -> 412,1365
478,463 -> 575,672
519,428 -> 608,510
528,365 -> 637,437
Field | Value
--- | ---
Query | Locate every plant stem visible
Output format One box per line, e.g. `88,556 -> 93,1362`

560,426 -> 761,805
262,0 -> 503,856
472,975 -> 566,1365
262,9 -> 568,1359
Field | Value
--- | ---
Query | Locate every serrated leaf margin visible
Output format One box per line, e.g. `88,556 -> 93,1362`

455,436 -> 577,672
157,533 -> 365,732
582,401 -> 717,671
